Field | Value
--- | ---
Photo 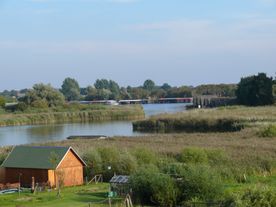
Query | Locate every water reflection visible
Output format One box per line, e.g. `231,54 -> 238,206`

26,125 -> 64,138
0,103 -> 189,146
143,103 -> 189,117
0,121 -> 141,146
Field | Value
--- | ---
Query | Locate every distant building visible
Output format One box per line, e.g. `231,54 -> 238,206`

1,146 -> 87,188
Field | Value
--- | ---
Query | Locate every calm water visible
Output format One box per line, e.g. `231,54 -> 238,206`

0,103 -> 190,146
143,103 -> 189,117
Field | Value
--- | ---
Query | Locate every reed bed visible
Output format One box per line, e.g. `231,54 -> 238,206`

133,105 -> 276,133
0,105 -> 144,127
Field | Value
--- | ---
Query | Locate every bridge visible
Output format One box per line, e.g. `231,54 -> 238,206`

119,98 -> 193,104
155,97 -> 193,104
74,98 -> 193,105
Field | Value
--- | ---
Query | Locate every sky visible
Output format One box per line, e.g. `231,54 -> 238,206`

0,0 -> 276,90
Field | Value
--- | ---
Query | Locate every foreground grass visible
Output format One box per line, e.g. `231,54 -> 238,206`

0,183 -> 121,207
0,132 -> 276,206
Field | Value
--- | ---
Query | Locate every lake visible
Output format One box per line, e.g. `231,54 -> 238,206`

0,103 -> 190,146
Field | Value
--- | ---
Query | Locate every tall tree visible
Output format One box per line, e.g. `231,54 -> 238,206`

143,79 -> 155,91
166,86 -> 192,98
94,79 -> 109,90
0,96 -> 5,108
161,83 -> 172,91
272,84 -> 276,101
108,80 -> 120,100
85,86 -> 97,101
236,73 -> 273,106
21,83 -> 65,107
61,78 -> 81,101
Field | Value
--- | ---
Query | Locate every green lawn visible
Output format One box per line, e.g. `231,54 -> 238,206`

0,183 -> 122,207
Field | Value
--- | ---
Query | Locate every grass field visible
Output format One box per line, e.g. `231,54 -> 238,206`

0,183 -> 122,207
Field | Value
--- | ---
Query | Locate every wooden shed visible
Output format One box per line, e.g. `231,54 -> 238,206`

1,146 -> 87,188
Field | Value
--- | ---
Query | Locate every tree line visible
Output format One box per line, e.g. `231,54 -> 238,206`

0,73 -> 275,111
0,78 -> 237,103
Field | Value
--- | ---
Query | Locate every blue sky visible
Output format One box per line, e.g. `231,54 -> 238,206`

0,0 -> 276,90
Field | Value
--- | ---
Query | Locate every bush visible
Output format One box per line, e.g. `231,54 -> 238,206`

132,148 -> 158,166
130,165 -> 177,206
97,147 -> 137,180
205,149 -> 228,166
16,102 -> 28,112
179,148 -> 208,164
0,153 -> 6,165
240,187 -> 276,207
223,187 -> 276,207
31,99 -> 49,108
83,148 -> 138,181
0,96 -> 5,108
82,150 -> 102,178
259,125 -> 276,138
178,164 -> 223,202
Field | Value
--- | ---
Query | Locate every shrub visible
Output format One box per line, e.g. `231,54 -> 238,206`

82,150 -> 102,178
159,162 -> 185,176
0,96 -> 5,108
259,125 -> 276,138
205,149 -> 228,166
240,187 -> 276,207
179,148 -> 208,164
16,102 -> 28,112
0,153 -> 6,165
223,187 -> 276,207
115,150 -> 138,175
177,164 -> 223,202
132,148 -> 158,166
130,165 -> 177,206
97,147 -> 137,180
31,99 -> 49,108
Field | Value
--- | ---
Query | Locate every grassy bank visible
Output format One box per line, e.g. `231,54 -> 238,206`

0,105 -> 144,127
0,183 -> 121,207
133,105 -> 276,133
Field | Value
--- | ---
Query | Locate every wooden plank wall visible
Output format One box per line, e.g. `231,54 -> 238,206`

0,168 -> 5,183
57,150 -> 84,186
5,168 -> 48,187
58,166 -> 83,186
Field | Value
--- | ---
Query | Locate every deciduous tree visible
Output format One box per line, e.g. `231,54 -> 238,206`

21,84 -> 65,107
236,73 -> 273,106
61,77 -> 81,101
